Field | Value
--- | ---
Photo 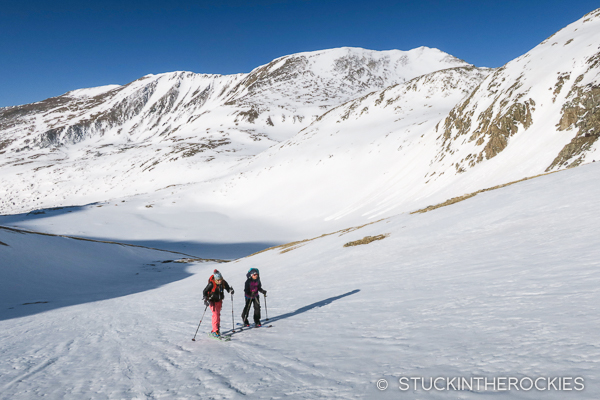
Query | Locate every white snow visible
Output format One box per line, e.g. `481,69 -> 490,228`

65,85 -> 122,98
1,162 -> 599,399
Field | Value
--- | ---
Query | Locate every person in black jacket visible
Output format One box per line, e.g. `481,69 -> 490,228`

241,268 -> 267,327
203,269 -> 233,336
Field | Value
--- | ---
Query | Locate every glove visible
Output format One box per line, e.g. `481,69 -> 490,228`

203,297 -> 209,307
263,290 -> 267,297
230,288 -> 235,295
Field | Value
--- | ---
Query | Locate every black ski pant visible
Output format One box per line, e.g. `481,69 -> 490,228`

241,297 -> 261,324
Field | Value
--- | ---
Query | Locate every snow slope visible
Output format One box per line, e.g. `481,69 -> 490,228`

1,159 -> 599,399
0,202 -> 292,259
204,66 -> 489,226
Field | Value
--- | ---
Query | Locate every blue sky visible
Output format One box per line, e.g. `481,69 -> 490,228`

1,0 -> 598,108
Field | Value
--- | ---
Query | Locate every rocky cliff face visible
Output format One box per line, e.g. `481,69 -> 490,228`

548,42 -> 600,170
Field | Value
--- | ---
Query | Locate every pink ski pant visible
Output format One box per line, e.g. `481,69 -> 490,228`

210,300 -> 223,332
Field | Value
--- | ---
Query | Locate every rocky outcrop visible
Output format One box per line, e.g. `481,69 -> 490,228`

547,84 -> 600,170
477,99 -> 535,160
437,66 -> 536,170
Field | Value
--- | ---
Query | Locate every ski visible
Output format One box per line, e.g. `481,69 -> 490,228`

241,324 -> 272,330
207,332 -> 231,341
223,323 -> 272,335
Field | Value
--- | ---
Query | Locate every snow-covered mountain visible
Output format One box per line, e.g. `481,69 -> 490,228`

203,65 -> 490,224
0,47 -> 468,214
435,8 -> 600,174
2,8 -> 600,399
199,8 -> 600,226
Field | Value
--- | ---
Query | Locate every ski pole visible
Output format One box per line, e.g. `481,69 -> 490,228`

192,303 -> 209,341
231,292 -> 236,333
263,293 -> 269,321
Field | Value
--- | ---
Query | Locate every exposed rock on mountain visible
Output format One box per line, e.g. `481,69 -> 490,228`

549,73 -> 600,170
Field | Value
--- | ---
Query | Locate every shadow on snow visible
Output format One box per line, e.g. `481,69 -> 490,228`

223,290 -> 361,335
112,239 -> 281,260
266,289 -> 361,323
0,226 -> 279,322
0,257 -> 197,322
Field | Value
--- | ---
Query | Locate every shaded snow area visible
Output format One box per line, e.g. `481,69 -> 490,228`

0,229 -> 192,320
0,202 -> 291,260
1,163 -> 599,399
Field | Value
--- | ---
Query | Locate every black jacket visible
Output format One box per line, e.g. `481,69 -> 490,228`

244,277 -> 266,299
203,276 -> 232,302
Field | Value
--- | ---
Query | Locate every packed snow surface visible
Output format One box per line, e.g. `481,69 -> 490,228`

1,162 -> 599,399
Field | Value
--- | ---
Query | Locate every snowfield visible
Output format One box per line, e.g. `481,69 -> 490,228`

1,162 -> 599,399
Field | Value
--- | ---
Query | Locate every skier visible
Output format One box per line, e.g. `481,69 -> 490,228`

241,268 -> 267,327
203,269 -> 234,337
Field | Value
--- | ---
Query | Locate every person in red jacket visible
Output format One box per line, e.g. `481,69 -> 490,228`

203,269 -> 233,337
241,268 -> 267,327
